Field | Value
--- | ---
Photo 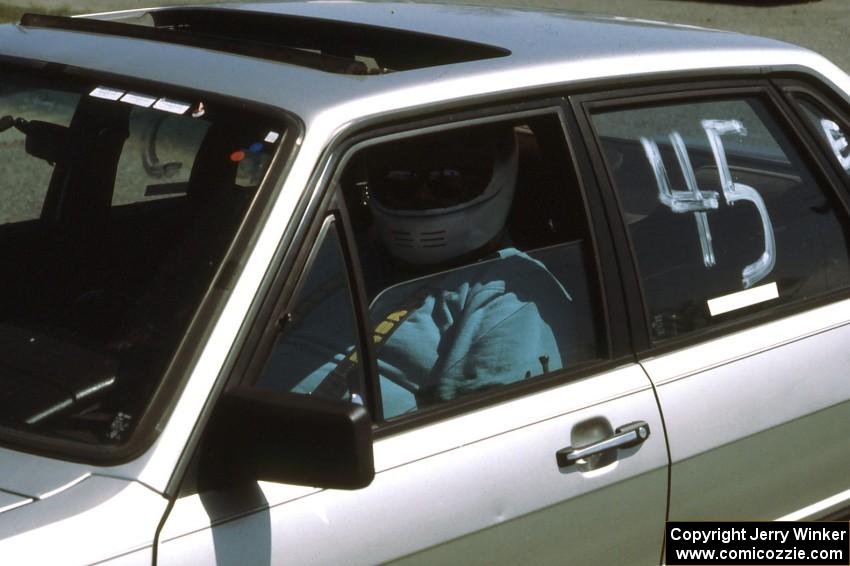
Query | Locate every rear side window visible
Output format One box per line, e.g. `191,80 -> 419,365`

590,96 -> 850,341
795,97 -> 850,178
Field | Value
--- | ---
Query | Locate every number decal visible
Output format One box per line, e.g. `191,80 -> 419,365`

819,118 -> 850,172
640,133 -> 720,268
641,119 -> 776,289
702,119 -> 776,288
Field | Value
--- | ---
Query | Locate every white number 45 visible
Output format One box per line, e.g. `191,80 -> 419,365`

640,119 -> 776,289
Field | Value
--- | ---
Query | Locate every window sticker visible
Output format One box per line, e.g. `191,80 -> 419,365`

640,118 -> 776,289
707,281 -> 779,316
89,86 -> 124,101
152,98 -> 191,115
264,130 -> 280,144
120,92 -> 157,108
819,118 -> 850,172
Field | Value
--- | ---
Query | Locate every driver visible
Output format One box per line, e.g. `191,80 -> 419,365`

262,124 -> 573,418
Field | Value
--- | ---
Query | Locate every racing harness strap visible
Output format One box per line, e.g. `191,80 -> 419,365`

312,286 -> 431,400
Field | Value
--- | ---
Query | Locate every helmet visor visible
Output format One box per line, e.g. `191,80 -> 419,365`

367,130 -> 499,211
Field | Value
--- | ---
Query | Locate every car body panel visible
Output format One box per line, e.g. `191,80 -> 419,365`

0,447 -> 92,499
158,365 -> 667,565
0,477 -> 165,565
0,2 -> 848,563
0,491 -> 31,514
643,297 -> 850,521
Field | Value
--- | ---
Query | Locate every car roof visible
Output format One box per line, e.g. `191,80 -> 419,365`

0,2 -> 842,128
196,1 -> 781,60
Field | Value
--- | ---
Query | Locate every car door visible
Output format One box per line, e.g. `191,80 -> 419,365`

579,81 -> 850,522
156,104 -> 670,565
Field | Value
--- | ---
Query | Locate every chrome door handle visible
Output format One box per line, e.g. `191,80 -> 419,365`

556,421 -> 650,468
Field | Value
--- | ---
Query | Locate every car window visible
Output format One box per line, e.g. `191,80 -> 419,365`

591,96 -> 850,341
795,97 -> 850,178
0,67 -> 288,448
0,87 -> 79,224
256,114 -> 609,421
257,217 -> 367,405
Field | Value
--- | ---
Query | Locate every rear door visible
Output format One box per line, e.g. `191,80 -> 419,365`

157,104 -> 670,565
579,82 -> 850,521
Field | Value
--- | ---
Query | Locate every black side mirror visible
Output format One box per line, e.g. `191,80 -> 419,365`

202,386 -> 375,491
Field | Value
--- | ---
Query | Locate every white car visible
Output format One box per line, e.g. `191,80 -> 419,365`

1,3 -> 849,564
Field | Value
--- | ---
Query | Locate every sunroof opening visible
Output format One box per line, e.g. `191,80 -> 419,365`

20,8 -> 511,75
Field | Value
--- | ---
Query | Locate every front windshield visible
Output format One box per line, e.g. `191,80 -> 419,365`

0,67 -> 287,448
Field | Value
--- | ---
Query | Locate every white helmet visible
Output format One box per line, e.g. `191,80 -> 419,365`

368,126 -> 518,265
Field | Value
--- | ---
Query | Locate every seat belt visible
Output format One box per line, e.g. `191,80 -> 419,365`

312,286 -> 431,400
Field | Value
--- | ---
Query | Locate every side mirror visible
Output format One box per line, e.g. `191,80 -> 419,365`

202,386 -> 375,490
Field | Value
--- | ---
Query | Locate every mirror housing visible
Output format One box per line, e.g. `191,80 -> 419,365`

202,386 -> 375,490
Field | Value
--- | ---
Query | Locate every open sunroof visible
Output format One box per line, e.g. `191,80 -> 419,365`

21,8 -> 511,75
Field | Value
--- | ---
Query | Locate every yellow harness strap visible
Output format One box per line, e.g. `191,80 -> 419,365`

313,287 -> 429,400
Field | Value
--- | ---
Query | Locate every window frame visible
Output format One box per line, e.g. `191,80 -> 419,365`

573,78 -> 850,356
227,97 -> 632,438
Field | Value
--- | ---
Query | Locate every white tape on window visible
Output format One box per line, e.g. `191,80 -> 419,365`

152,98 -> 191,115
707,282 -> 778,316
90,86 -> 124,101
120,93 -> 157,108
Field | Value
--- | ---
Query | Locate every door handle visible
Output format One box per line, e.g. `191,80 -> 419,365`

556,421 -> 650,468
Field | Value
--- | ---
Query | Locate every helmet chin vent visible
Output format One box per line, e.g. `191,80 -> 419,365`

419,230 -> 446,248
390,231 -> 415,248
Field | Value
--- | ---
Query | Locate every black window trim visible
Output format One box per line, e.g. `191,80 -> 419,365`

238,211 -> 380,416
559,100 -> 635,359
568,96 -> 650,354
334,195 -> 384,417
573,78 -> 850,357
